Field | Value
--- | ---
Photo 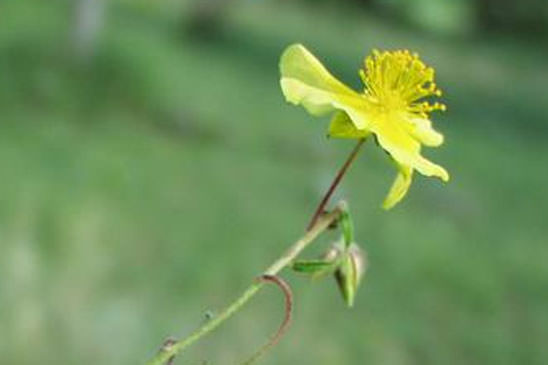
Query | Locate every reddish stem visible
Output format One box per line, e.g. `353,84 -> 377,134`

241,274 -> 293,365
306,138 -> 366,231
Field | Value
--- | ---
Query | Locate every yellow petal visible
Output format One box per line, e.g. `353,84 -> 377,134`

404,115 -> 444,147
329,112 -> 370,139
382,164 -> 413,210
372,113 -> 449,182
280,44 -> 370,130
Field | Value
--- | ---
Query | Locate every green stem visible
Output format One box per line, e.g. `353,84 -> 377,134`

146,206 -> 344,365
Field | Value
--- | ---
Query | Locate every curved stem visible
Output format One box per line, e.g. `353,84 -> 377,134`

146,206 -> 344,365
306,138 -> 366,231
240,275 -> 293,365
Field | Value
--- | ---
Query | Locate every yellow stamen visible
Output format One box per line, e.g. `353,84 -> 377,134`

361,50 -> 445,118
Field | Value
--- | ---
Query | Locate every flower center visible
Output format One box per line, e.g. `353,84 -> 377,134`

360,50 -> 446,118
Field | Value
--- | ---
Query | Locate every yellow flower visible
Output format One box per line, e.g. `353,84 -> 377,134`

280,44 -> 449,209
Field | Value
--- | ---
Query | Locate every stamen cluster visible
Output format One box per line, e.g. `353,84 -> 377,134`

360,50 -> 446,118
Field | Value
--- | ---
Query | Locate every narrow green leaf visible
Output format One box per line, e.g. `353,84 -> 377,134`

292,259 -> 334,274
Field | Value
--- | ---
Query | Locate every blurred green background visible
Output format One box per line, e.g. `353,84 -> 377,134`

1,0 -> 547,364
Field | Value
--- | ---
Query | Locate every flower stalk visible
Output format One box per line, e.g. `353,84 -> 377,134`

306,138 -> 366,231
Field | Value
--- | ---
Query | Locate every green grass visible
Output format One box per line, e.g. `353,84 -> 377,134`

1,1 -> 547,364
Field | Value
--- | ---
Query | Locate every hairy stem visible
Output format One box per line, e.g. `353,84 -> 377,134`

146,206 -> 344,365
306,138 -> 366,231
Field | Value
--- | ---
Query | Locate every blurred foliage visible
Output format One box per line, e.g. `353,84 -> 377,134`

370,0 -> 476,35
0,0 -> 547,365
476,0 -> 548,34
305,0 -> 548,36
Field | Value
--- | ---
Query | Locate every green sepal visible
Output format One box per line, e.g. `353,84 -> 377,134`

339,208 -> 354,248
328,112 -> 370,139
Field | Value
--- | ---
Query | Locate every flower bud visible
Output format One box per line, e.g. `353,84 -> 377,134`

334,243 -> 366,307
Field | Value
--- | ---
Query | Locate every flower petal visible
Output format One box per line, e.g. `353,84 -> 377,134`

280,44 -> 370,129
382,163 -> 413,210
404,115 -> 444,147
372,114 -> 449,182
329,112 -> 370,139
